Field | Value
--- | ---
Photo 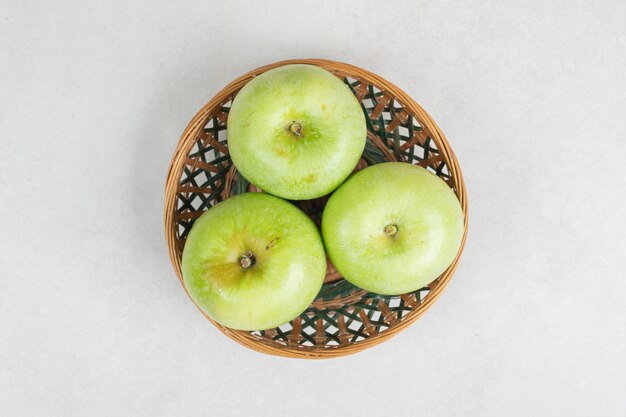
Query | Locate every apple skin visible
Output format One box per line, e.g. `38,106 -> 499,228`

182,193 -> 326,330
228,64 -> 366,200
321,162 -> 464,295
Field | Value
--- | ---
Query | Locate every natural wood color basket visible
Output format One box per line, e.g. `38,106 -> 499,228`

164,59 -> 468,358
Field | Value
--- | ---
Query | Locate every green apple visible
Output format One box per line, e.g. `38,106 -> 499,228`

182,192 -> 326,330
228,64 -> 366,200
321,162 -> 464,295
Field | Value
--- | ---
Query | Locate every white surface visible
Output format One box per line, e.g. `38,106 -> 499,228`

1,1 -> 625,416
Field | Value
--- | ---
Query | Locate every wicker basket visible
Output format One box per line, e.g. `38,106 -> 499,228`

164,59 -> 468,358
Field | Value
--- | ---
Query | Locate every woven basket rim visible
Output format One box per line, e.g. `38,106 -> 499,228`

164,58 -> 468,359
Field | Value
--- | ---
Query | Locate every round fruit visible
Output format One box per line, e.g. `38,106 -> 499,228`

227,64 -> 366,200
321,162 -> 464,295
182,192 -> 327,330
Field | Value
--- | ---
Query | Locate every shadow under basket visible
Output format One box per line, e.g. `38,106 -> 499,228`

164,59 -> 468,359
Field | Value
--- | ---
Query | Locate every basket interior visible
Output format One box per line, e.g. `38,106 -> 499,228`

170,65 -> 460,353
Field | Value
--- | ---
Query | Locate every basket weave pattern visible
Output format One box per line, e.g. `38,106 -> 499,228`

164,59 -> 468,358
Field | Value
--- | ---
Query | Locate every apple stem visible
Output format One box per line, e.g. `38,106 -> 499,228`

240,253 -> 255,269
384,224 -> 398,236
288,121 -> 302,137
